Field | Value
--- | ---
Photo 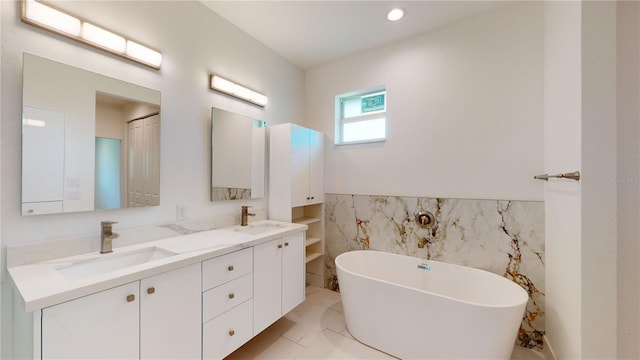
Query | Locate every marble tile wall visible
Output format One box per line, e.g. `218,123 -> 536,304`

211,187 -> 251,201
324,194 -> 545,349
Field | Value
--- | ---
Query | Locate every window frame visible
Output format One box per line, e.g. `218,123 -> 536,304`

335,86 -> 387,145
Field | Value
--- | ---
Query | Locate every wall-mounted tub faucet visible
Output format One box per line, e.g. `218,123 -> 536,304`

415,211 -> 436,249
415,211 -> 435,229
241,206 -> 255,226
100,221 -> 119,254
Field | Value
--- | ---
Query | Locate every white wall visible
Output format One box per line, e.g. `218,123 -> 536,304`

581,2 -> 617,357
616,2 -> 640,358
1,0 -> 303,357
0,2 -> 3,357
96,101 -> 125,140
305,2 -> 543,202
543,2 -> 583,357
544,1 -> 619,358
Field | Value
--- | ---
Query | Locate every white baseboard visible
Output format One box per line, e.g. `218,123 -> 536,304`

543,335 -> 557,360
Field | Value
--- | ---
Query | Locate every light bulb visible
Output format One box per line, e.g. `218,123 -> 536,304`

387,7 -> 406,22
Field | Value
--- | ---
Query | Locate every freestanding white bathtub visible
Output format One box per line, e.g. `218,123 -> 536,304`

335,250 -> 528,360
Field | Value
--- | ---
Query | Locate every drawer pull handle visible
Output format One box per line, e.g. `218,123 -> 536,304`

229,329 -> 235,336
147,287 -> 155,295
284,242 -> 289,246
229,293 -> 235,299
277,244 -> 283,249
126,294 -> 135,302
228,265 -> 234,271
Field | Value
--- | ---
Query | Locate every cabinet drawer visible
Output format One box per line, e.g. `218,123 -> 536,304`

22,201 -> 63,216
203,299 -> 253,360
203,273 -> 253,322
202,248 -> 253,291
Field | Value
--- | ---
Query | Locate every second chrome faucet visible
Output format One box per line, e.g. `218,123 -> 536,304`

100,221 -> 119,254
241,206 -> 255,226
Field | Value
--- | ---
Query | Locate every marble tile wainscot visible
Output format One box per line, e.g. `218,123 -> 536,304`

323,194 -> 545,350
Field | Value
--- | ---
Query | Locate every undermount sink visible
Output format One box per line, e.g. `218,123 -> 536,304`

56,247 -> 176,281
233,222 -> 288,235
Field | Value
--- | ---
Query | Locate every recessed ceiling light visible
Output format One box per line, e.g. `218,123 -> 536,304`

387,7 -> 406,22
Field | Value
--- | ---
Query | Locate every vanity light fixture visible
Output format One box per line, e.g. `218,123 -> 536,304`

387,7 -> 406,22
209,74 -> 268,107
21,0 -> 163,69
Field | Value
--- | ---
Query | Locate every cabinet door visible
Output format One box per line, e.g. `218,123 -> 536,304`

128,120 -> 144,207
41,282 -> 139,359
142,114 -> 160,206
22,106 -> 65,207
140,263 -> 201,360
308,128 -> 324,204
282,232 -> 306,314
253,238 -> 283,335
290,125 -> 310,207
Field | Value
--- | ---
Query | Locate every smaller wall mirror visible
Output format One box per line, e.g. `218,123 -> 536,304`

211,107 -> 266,201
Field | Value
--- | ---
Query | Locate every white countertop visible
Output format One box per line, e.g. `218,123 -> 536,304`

8,220 -> 307,312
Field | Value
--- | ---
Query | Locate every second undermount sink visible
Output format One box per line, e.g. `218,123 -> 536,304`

56,247 -> 177,281
233,222 -> 289,235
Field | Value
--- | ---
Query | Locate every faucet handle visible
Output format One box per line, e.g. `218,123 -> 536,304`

101,221 -> 118,228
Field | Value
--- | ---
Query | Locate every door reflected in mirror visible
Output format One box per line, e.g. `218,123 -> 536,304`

22,53 -> 161,215
95,93 -> 160,210
211,107 -> 266,201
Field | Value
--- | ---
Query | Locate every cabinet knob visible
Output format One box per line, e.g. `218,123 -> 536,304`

229,329 -> 235,336
228,265 -> 234,271
284,242 -> 289,247
311,196 -> 315,200
126,294 -> 135,302
147,287 -> 155,295
306,197 -> 311,200
277,244 -> 283,249
229,293 -> 235,299
27,209 -> 34,214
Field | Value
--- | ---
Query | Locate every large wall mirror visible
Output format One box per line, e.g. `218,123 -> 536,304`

211,107 -> 266,201
22,53 -> 161,215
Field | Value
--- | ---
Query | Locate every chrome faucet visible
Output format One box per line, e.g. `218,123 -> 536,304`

100,221 -> 119,254
240,206 -> 255,226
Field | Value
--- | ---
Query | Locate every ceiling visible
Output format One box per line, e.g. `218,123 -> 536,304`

200,1 -> 511,70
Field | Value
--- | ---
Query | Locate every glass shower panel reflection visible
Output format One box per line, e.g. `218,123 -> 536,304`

95,137 -> 122,210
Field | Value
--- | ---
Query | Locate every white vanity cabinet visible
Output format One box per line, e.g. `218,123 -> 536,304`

40,263 -> 201,360
41,281 -> 139,359
202,248 -> 254,359
11,224 -> 310,360
253,232 -> 305,335
140,263 -> 201,359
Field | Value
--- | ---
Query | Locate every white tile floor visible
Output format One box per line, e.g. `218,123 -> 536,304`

225,286 -> 546,360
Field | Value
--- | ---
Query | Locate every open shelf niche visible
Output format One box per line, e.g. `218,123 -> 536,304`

292,203 -> 324,287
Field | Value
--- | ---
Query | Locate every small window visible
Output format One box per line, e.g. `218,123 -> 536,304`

336,88 -> 386,145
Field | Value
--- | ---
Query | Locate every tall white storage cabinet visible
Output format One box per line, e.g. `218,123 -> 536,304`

21,106 -> 65,215
269,123 -> 325,287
